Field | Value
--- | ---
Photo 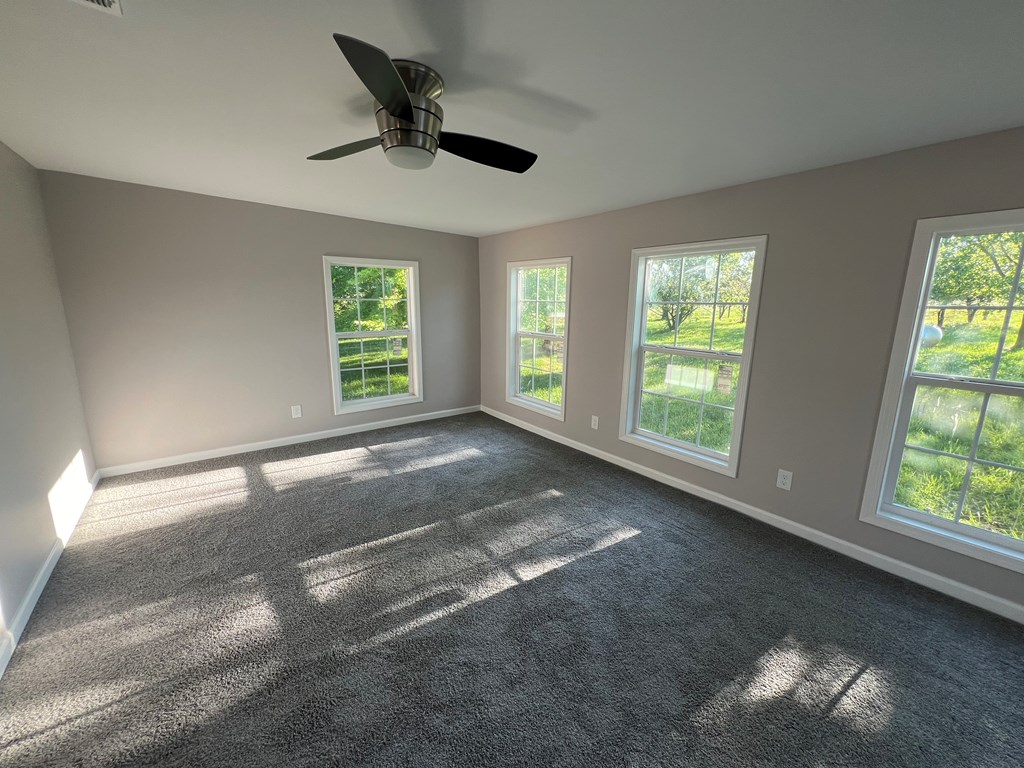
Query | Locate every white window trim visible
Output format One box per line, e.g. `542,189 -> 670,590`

322,255 -> 424,416
505,257 -> 572,421
618,235 -> 768,477
860,208 -> 1024,574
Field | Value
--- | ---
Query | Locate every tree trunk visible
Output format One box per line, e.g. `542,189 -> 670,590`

1010,313 -> 1024,352
967,306 -> 978,323
937,308 -> 946,328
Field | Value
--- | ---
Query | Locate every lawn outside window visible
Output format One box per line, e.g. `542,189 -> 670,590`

619,236 -> 767,476
862,208 -> 1024,573
323,256 -> 423,415
506,258 -> 571,420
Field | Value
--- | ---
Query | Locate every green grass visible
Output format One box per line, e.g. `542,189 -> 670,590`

915,308 -> 1024,381
895,310 -> 1024,539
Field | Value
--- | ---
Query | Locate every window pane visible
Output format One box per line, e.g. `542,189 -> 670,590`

359,300 -> 384,331
681,255 -> 718,303
550,340 -> 565,374
929,232 -> 1017,307
521,269 -> 539,301
385,300 -> 408,330
338,339 -> 362,370
704,362 -> 740,407
519,337 -> 535,368
388,335 -> 408,364
905,386 -> 983,457
644,304 -> 679,346
963,466 -> 1024,539
334,300 -> 359,333
554,266 -> 568,302
533,339 -> 553,373
716,251 -> 754,305
675,305 -> 714,350
914,308 -> 998,379
698,405 -> 733,454
977,394 -> 1024,469
389,365 -> 410,396
538,301 -> 558,334
642,352 -> 672,393
362,338 -> 388,367
539,267 -> 558,301
914,230 -> 1024,380
519,367 -> 535,397
357,267 -> 384,298
518,301 -> 538,333
664,356 -> 709,400
331,266 -> 357,299
363,367 -> 389,398
646,257 -> 682,303
532,371 -> 555,403
639,393 -> 668,433
550,373 -> 563,405
551,302 -> 567,336
340,369 -> 364,401
711,304 -> 749,353
665,399 -> 700,444
383,268 -> 407,299
893,448 -> 967,520
997,310 -> 1024,383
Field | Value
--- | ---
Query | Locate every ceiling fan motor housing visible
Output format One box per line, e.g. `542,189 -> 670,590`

375,60 -> 445,169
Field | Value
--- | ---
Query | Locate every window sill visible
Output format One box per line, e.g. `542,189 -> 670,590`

334,393 -> 423,416
506,395 -> 565,421
861,507 -> 1024,575
618,431 -> 736,477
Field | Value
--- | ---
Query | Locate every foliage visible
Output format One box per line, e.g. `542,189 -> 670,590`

930,231 -> 1024,349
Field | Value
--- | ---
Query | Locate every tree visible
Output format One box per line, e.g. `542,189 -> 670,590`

647,257 -> 716,332
928,232 -> 1024,354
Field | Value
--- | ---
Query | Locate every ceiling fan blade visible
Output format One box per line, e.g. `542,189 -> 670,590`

333,34 -> 415,124
307,136 -> 381,161
438,132 -> 537,173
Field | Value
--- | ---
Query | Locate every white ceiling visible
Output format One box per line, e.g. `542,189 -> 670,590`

3,1 -> 1024,237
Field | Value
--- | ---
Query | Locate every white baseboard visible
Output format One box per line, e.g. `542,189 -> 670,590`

98,406 -> 482,478
9,541 -> 63,643
0,630 -> 13,681
481,406 -> 1024,625
1,466 -> 101,681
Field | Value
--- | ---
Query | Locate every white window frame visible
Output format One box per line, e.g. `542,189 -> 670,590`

618,236 -> 768,477
506,257 -> 572,420
861,209 -> 1024,573
323,255 -> 424,415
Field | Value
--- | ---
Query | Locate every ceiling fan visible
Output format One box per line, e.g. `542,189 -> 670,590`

308,34 -> 538,173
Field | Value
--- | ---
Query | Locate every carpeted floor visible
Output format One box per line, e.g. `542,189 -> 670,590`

1,413 -> 1021,767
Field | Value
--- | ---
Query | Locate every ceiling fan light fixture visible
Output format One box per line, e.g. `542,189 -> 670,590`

385,144 -> 436,170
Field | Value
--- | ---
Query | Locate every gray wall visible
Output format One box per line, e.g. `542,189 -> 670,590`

41,174 -> 480,470
479,127 -> 1024,607
0,143 -> 94,637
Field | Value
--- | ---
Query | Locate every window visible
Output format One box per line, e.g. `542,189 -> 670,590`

323,256 -> 423,414
619,236 -> 767,476
862,209 -> 1024,572
507,258 -> 571,419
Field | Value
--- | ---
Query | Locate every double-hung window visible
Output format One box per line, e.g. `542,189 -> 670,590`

862,209 -> 1024,571
323,256 -> 423,414
507,258 -> 571,419
620,236 -> 767,476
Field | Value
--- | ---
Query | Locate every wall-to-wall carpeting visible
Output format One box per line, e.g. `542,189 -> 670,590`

1,414 -> 1021,767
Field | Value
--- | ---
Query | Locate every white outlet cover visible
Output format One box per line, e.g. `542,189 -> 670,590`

291,405 -> 302,418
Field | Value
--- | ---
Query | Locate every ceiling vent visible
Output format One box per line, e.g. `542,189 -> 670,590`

69,0 -> 123,16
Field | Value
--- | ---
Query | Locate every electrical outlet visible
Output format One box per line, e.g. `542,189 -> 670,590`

591,415 -> 599,429
291,405 -> 302,418
776,469 -> 793,491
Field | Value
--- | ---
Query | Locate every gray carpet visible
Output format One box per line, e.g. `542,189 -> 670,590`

1,413 -> 1021,767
